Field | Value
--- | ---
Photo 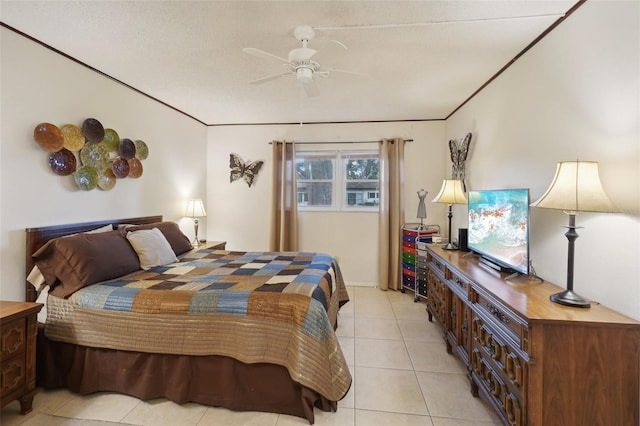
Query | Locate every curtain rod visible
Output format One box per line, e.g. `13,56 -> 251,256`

268,139 -> 413,144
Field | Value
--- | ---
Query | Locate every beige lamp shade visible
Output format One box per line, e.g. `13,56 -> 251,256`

185,199 -> 207,217
530,161 -> 619,213
432,179 -> 468,205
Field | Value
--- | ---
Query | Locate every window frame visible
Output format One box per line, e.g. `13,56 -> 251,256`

296,149 -> 379,212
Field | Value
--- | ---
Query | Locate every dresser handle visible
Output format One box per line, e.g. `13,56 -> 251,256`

506,393 -> 522,426
506,353 -> 523,386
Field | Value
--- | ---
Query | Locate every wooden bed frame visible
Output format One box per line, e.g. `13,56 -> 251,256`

25,215 -> 337,424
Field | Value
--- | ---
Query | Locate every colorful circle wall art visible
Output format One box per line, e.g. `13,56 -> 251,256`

33,117 -> 150,191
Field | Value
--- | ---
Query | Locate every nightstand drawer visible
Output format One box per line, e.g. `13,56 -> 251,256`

1,357 -> 26,399
1,318 -> 26,363
0,301 -> 43,414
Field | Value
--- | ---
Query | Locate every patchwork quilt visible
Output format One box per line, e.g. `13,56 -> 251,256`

45,248 -> 352,401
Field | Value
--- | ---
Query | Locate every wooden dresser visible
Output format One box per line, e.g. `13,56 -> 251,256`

425,245 -> 639,426
1,301 -> 43,414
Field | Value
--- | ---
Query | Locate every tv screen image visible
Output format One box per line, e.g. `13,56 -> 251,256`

467,188 -> 530,275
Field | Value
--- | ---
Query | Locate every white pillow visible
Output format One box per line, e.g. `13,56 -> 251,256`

27,265 -> 48,292
126,228 -> 178,270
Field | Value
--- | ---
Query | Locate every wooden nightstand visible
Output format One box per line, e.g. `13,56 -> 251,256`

1,301 -> 43,414
197,241 -> 226,250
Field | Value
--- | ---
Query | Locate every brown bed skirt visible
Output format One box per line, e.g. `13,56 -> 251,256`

37,331 -> 338,424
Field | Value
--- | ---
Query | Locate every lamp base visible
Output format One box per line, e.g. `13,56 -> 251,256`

550,290 -> 591,308
441,243 -> 458,250
192,239 -> 201,247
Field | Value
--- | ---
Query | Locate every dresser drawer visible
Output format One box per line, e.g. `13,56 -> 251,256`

1,318 -> 26,363
471,348 -> 524,426
1,356 -> 26,400
469,287 -> 528,351
472,316 -> 527,392
427,254 -> 451,279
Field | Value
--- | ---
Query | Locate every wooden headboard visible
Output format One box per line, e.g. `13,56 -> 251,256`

25,215 -> 163,302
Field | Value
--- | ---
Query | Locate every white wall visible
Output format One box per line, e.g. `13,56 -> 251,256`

207,121 -> 446,286
446,1 -> 639,319
0,28 -> 207,302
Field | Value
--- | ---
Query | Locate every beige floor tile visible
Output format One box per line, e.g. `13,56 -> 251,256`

354,366 -> 428,415
354,317 -> 403,340
355,409 -> 434,426
430,416 -> 502,426
197,407 -> 278,426
416,371 -> 500,423
397,319 -> 444,343
405,341 -> 467,374
345,285 -> 355,301
339,376 -> 355,409
275,407 -> 354,426
52,392 -> 141,422
20,413 -> 125,425
353,287 -> 388,303
355,338 -> 413,370
391,301 -> 430,321
31,389 -> 80,416
354,300 -> 395,319
0,388 -> 80,426
0,402 -> 40,426
338,336 -> 355,365
336,315 -> 355,337
385,288 -> 416,304
122,398 -> 207,425
339,299 -> 355,316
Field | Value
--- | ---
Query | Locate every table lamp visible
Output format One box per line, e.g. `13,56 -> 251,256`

530,161 -> 619,308
185,198 -> 207,247
432,179 -> 467,250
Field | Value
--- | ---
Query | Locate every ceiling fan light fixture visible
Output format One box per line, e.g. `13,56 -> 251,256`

296,67 -> 313,83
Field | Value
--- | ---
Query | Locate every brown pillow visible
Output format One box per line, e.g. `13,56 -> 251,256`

33,230 -> 141,298
119,221 -> 192,255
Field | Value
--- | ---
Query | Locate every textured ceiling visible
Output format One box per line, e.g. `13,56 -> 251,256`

1,1 -> 579,125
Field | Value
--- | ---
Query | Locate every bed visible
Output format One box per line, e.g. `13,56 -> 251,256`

25,215 -> 351,424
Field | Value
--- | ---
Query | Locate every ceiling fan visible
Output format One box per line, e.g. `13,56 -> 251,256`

243,25 -> 367,97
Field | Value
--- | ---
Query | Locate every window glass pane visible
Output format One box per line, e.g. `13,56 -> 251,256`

346,159 -> 379,180
296,159 -> 333,180
297,182 -> 333,206
345,181 -> 379,206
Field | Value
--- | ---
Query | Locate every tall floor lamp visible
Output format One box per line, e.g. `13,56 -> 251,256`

185,199 -> 207,247
530,161 -> 619,308
432,179 -> 468,250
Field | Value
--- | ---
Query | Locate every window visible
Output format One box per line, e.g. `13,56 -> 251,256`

296,150 -> 379,211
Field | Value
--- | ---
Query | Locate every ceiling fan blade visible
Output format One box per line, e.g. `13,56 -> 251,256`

248,72 -> 293,85
324,68 -> 370,77
302,80 -> 320,97
329,39 -> 348,50
242,47 -> 291,64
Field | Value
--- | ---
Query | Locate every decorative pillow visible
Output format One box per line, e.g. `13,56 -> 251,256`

26,265 -> 48,292
126,228 -> 179,270
119,221 -> 192,255
33,230 -> 141,298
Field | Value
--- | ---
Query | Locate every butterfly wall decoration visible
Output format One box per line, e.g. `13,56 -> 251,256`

449,132 -> 472,191
229,153 -> 264,188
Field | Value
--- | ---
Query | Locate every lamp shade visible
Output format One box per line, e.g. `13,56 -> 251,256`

185,199 -> 207,218
530,161 -> 619,213
432,179 -> 468,205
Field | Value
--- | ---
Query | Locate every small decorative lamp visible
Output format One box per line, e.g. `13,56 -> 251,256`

530,161 -> 619,308
432,179 -> 468,250
416,189 -> 428,229
185,198 -> 207,247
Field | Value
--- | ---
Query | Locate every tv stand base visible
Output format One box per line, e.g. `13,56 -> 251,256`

478,256 -> 514,273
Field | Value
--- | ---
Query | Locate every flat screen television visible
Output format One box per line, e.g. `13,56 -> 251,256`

467,188 -> 530,275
